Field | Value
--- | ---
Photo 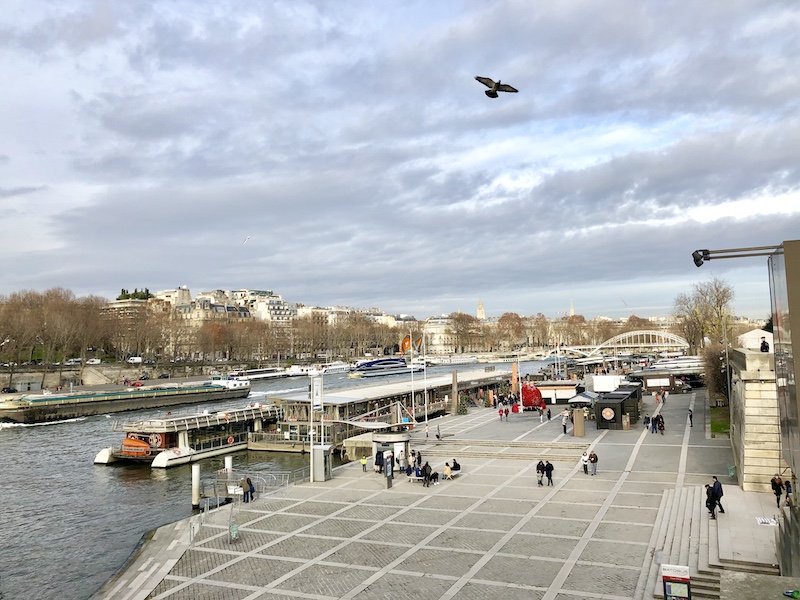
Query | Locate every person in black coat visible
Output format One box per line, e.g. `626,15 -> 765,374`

705,484 -> 718,519
544,461 -> 554,486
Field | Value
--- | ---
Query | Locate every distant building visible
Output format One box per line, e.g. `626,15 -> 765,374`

477,300 -> 485,321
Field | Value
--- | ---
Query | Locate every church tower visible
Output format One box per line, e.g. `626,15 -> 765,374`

477,300 -> 486,321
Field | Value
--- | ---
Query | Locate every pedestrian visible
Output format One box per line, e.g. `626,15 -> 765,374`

761,336 -> 770,352
651,415 -> 658,434
360,455 -> 367,472
499,408 -> 504,421
786,479 -> 793,502
658,415 -> 665,435
416,451 -> 422,468
536,460 -> 545,486
771,474 -> 785,507
561,413 -> 569,435
422,461 -> 432,487
547,408 -> 551,421
663,390 -> 669,406
581,452 -> 589,475
644,414 -> 650,430
247,477 -> 256,501
444,462 -> 452,480
712,476 -> 725,513
240,477 -> 250,503
705,484 -> 717,519
436,424 -> 441,440
544,460 -> 554,486
504,407 -> 509,420
425,423 -> 429,438
588,451 -> 598,475
539,408 -> 544,424
688,408 -> 693,427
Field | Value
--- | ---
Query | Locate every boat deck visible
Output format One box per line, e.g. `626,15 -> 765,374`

113,404 -> 283,433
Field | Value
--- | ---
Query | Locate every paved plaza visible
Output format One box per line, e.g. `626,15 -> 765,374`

96,390 -> 780,600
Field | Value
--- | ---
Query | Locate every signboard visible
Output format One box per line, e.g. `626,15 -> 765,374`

311,376 -> 323,410
661,564 -> 691,600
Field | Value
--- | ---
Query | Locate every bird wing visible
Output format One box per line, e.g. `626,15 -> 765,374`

475,76 -> 495,89
497,83 -> 518,93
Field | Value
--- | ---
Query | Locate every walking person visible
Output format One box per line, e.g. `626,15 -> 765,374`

662,390 -> 668,406
422,461 -> 432,487
544,460 -> 554,486
771,474 -> 785,507
539,408 -> 544,424
536,460 -> 545,487
705,484 -> 718,519
581,452 -> 589,475
657,415 -> 665,435
425,423 -> 429,438
643,414 -> 650,430
588,451 -> 598,475
499,408 -> 504,421
360,456 -> 367,472
547,408 -> 551,421
561,412 -> 569,435
504,407 -> 509,420
651,414 -> 658,434
688,408 -> 693,427
712,476 -> 725,513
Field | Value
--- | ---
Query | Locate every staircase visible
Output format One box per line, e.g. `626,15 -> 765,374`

644,486 -> 779,599
420,438 -> 589,462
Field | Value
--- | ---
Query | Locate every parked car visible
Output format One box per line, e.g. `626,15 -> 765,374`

86,358 -> 101,365
157,373 -> 170,379
131,381 -> 144,387
140,375 -> 150,381
1,387 -> 18,393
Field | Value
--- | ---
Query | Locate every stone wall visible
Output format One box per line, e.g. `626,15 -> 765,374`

729,348 -> 789,492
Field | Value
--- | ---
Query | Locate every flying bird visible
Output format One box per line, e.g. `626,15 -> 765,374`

243,236 -> 251,245
475,76 -> 518,98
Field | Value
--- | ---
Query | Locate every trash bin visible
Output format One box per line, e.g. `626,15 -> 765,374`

728,465 -> 736,478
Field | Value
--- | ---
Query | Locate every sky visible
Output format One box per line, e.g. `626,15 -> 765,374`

2,1 -> 799,321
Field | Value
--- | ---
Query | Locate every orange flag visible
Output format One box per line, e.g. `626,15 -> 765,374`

400,336 -> 411,352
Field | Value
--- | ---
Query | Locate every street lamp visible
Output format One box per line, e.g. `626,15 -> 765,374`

692,245 -> 781,267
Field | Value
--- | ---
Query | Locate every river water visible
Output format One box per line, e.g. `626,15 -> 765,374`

0,361 -> 546,600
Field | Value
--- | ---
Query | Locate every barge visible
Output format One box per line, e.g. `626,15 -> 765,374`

0,377 -> 251,424
94,402 -> 282,467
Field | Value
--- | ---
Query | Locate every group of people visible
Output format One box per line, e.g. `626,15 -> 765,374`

536,460 -> 554,486
771,473 -> 794,508
704,476 -> 725,518
580,451 -> 599,475
643,413 -> 665,434
498,407 -> 510,420
238,477 -> 256,503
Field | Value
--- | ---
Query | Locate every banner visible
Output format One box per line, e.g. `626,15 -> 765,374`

400,335 -> 411,352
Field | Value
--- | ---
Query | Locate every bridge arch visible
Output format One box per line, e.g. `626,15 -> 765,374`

558,330 -> 689,357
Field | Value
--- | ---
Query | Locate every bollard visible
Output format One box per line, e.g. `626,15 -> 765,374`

192,464 -> 200,508
224,456 -> 233,475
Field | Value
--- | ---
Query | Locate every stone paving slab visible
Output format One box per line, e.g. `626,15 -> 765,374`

94,391 -> 780,600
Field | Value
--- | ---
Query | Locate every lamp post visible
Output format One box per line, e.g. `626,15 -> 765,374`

692,245 -> 780,267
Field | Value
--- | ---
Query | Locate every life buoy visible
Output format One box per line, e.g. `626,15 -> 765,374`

227,436 -> 234,445
149,433 -> 163,447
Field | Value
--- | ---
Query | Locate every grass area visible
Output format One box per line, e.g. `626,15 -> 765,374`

709,405 -> 731,437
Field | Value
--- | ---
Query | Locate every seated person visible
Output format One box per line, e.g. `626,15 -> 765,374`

451,459 -> 461,471
443,463 -> 452,480
415,466 -> 422,477
405,464 -> 413,476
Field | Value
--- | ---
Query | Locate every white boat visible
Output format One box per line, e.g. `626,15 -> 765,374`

320,361 -> 351,374
350,357 -> 424,378
94,401 -> 282,468
229,367 -> 288,381
426,355 -> 478,366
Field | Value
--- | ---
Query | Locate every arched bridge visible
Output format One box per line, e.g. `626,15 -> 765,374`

558,330 -> 689,357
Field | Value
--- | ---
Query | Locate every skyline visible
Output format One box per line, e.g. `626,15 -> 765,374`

2,2 -> 799,320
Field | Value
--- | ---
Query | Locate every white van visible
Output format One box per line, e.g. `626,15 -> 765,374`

64,358 -> 82,366
86,358 -> 101,365
127,356 -> 143,364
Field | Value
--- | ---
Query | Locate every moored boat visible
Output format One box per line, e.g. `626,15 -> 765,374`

0,377 -> 251,424
350,357 -> 424,378
94,402 -> 282,468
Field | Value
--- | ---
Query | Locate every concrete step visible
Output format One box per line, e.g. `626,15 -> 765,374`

421,448 -> 584,462
647,489 -> 674,599
430,438 -> 590,450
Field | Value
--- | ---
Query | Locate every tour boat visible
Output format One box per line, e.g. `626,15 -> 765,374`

319,361 -> 352,374
350,357 -> 424,378
94,401 -> 282,468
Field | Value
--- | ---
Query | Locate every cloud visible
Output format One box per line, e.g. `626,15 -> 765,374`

0,0 -> 797,321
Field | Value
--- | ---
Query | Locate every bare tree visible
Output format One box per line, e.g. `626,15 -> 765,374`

497,312 -> 524,350
673,276 -> 734,352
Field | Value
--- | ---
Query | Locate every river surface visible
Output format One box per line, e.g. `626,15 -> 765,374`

0,361 -> 548,600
